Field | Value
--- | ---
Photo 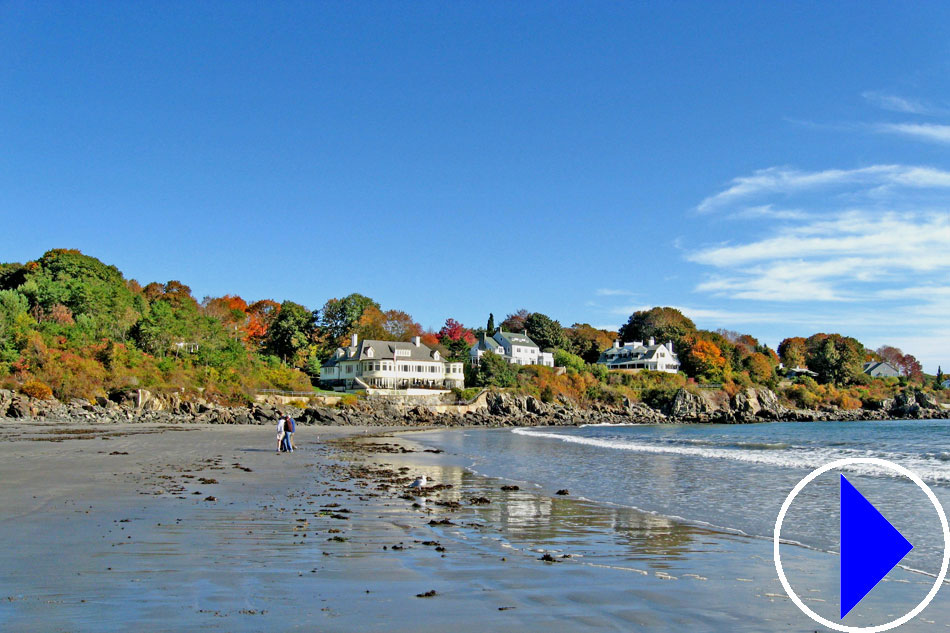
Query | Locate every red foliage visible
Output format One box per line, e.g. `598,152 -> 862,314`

439,319 -> 475,345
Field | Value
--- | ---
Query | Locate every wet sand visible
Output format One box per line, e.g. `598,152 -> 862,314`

0,421 -> 943,632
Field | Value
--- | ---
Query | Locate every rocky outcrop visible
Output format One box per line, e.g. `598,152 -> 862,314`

0,385 -> 946,427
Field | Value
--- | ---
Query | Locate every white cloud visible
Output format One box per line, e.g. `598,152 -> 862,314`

595,288 -> 634,296
727,204 -> 810,221
688,163 -> 950,369
861,91 -> 935,115
876,123 -> 950,145
697,165 -> 950,213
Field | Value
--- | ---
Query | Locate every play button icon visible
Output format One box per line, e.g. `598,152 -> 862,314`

840,474 -> 913,619
775,457 -> 950,632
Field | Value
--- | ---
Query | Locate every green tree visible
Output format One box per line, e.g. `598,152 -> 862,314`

473,351 -> 518,387
553,348 -> 586,372
15,249 -> 144,340
524,312 -> 566,351
315,293 -> 379,350
805,334 -> 865,385
266,301 -> 315,364
619,307 -> 696,352
487,312 -> 495,334
0,290 -> 35,364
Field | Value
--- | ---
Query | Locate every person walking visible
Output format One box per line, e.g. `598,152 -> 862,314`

285,415 -> 296,452
276,416 -> 286,453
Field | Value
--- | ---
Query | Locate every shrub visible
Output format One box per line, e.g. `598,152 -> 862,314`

21,379 -> 53,400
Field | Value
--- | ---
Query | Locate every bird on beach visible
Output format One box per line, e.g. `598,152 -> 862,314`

408,475 -> 428,489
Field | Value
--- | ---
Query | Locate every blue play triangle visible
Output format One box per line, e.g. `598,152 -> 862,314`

840,474 -> 913,619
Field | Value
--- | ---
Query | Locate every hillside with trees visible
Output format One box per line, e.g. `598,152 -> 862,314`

0,250 -> 945,415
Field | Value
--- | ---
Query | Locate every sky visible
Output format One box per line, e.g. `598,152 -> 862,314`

1,1 -> 949,370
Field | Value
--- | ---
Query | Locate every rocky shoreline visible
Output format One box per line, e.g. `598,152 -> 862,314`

2,385 -> 947,428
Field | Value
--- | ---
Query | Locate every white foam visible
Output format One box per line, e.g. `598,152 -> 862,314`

511,428 -> 950,484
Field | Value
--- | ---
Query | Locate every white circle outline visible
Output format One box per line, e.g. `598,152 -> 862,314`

773,457 -> 950,633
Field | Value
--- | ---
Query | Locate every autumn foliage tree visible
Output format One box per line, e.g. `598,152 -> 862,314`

683,339 -> 727,381
438,318 -> 475,361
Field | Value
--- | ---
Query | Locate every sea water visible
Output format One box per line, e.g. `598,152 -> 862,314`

412,420 -> 950,581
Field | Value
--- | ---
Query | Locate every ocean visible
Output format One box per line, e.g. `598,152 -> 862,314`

411,420 -> 950,593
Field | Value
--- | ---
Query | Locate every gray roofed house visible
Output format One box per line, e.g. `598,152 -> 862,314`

597,337 -> 680,373
863,361 -> 901,378
320,334 -> 464,392
470,329 -> 554,367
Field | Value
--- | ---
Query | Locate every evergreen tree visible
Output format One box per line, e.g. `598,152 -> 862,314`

487,312 -> 495,334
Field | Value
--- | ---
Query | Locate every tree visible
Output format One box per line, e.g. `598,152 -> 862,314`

876,345 -> 924,381
382,309 -> 422,341
15,249 -> 143,340
0,290 -> 34,364
265,301 -> 315,364
500,309 -> 531,333
473,351 -> 518,387
439,318 -> 475,361
937,366 -> 945,389
315,293 -> 380,347
619,307 -> 696,352
245,299 -> 281,346
683,339 -> 727,381
806,334 -> 864,385
524,312 -> 566,351
487,313 -> 495,333
744,352 -> 774,384
553,349 -> 586,372
778,337 -> 807,368
565,323 -> 615,364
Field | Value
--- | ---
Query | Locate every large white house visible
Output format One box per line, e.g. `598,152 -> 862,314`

597,338 -> 680,373
470,329 -> 554,367
320,334 -> 464,391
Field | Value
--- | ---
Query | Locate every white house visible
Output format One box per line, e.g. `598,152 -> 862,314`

597,337 -> 680,373
470,329 -> 554,367
320,334 -> 464,391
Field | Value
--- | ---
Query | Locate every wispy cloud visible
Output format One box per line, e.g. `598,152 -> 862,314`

861,91 -> 936,115
876,122 -> 950,145
595,288 -> 635,296
690,212 -> 950,302
696,165 -> 950,213
727,204 -> 809,221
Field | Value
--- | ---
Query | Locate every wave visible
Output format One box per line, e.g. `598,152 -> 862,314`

510,428 -> 950,484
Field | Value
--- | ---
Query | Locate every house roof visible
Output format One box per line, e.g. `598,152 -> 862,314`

863,361 -> 900,376
493,329 -> 539,348
323,339 -> 446,366
598,341 -> 679,366
472,334 -> 502,353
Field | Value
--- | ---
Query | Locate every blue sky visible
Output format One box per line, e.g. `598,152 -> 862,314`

2,2 -> 949,370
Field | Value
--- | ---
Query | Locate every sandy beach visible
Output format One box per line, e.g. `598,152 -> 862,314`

0,421 -> 943,632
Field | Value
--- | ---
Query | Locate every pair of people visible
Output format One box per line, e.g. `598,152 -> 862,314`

276,414 -> 296,453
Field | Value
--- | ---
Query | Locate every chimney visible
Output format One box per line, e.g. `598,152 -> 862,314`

648,336 -> 655,346
412,335 -> 421,347
350,333 -> 358,347
668,340 -> 673,352
523,329 -> 528,336
613,340 -> 620,349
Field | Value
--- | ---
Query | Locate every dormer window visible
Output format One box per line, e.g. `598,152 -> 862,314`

433,351 -> 440,361
365,347 -> 374,358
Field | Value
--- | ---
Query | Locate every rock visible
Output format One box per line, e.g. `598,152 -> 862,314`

670,389 -> 712,420
555,489 -> 570,496
7,396 -> 31,419
915,391 -> 939,410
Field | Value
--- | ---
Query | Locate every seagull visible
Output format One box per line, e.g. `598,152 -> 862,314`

408,475 -> 428,489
